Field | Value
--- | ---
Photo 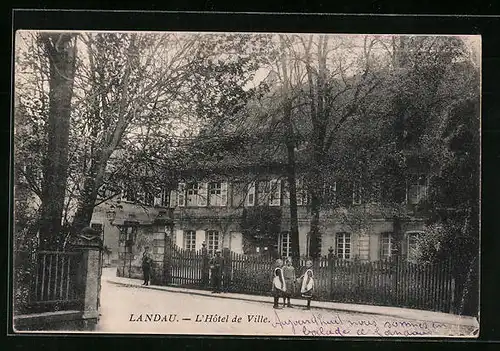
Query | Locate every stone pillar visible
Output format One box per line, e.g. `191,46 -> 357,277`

67,227 -> 103,330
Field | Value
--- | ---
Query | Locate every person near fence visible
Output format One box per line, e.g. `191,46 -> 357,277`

210,249 -> 223,293
142,246 -> 153,286
272,259 -> 286,309
297,260 -> 314,309
282,257 -> 296,307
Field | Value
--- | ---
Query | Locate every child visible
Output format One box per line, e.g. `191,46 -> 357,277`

282,257 -> 296,307
297,260 -> 314,309
272,259 -> 286,309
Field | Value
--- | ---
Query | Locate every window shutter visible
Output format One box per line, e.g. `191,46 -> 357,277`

282,180 -> 290,206
153,195 -> 162,207
169,190 -> 177,208
296,178 -> 303,206
221,182 -> 228,207
246,181 -> 255,206
198,182 -> 208,206
153,188 -> 162,206
269,179 -> 281,206
177,183 -> 186,207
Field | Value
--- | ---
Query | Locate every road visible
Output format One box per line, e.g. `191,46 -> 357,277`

96,268 -> 476,337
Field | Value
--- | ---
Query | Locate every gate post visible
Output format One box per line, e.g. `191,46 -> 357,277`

201,242 -> 209,289
222,248 -> 231,292
328,247 -> 334,300
67,227 -> 103,330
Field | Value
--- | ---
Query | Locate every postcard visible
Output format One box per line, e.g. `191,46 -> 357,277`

12,28 -> 480,337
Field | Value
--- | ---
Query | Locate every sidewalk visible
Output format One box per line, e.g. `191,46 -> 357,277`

104,274 -> 479,329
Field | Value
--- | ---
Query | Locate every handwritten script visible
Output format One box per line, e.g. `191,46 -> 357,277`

270,310 -> 454,337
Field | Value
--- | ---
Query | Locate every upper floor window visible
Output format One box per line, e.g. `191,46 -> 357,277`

186,183 -> 200,206
143,191 -> 154,206
296,177 -> 309,206
176,182 -> 227,207
209,182 -> 228,207
153,187 -> 170,207
322,181 -> 337,205
352,179 -> 362,205
247,179 -> 281,207
407,174 -> 428,205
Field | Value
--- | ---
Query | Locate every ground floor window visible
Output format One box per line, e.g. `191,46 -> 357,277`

336,232 -> 351,259
407,231 -> 423,260
380,232 -> 397,260
278,231 -> 292,257
183,230 -> 196,251
206,230 -> 220,255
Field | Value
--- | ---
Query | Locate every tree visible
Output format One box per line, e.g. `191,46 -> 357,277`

36,33 -> 78,248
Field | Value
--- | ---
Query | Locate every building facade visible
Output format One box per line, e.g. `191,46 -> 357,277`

107,165 -> 430,265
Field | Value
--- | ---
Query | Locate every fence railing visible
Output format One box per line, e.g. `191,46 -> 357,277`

116,236 -> 477,316
15,250 -> 85,314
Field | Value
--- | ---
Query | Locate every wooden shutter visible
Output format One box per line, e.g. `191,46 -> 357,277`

169,190 -> 177,208
153,188 -> 162,207
296,178 -> 303,206
177,183 -> 186,207
221,182 -> 228,206
198,182 -> 208,206
246,181 -> 256,206
269,179 -> 281,206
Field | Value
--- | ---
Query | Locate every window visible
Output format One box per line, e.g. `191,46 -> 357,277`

154,188 -> 170,207
246,181 -> 256,206
177,183 -> 186,206
91,223 -> 103,233
254,179 -> 282,206
183,230 -> 196,251
407,231 -> 423,260
209,182 -> 221,205
336,232 -> 351,259
119,225 -> 137,246
296,178 -> 309,206
380,232 -> 397,260
322,181 -> 337,205
209,182 -> 228,206
144,192 -> 154,206
181,182 -> 208,207
352,180 -> 362,205
206,230 -> 220,255
186,183 -> 199,206
256,180 -> 269,205
278,231 -> 292,257
407,174 -> 428,205
124,186 -> 138,202
269,179 -> 281,206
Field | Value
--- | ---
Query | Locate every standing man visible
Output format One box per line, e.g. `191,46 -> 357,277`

142,246 -> 152,286
210,249 -> 223,293
282,257 -> 296,307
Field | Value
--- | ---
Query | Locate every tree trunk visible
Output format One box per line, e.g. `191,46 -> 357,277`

284,104 -> 300,262
38,33 -> 77,249
279,35 -> 300,262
